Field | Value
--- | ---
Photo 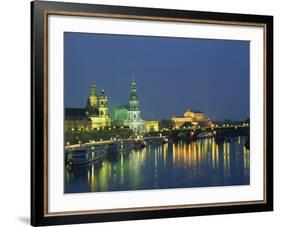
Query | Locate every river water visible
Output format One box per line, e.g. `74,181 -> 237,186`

65,136 -> 250,193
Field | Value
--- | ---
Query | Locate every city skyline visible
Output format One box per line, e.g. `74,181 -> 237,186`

64,32 -> 250,121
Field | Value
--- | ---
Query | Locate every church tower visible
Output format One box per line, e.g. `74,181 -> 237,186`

124,77 -> 145,135
86,82 -> 111,129
99,89 -> 109,117
98,89 -> 111,128
129,78 -> 139,111
85,82 -> 99,116
89,82 -> 98,107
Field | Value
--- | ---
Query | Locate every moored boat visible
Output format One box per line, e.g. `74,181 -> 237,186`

196,132 -> 213,139
66,148 -> 96,166
133,140 -> 146,148
106,142 -> 121,153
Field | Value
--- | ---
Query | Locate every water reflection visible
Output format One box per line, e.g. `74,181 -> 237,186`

65,136 -> 250,193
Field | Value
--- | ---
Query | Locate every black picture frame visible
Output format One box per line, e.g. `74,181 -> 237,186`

31,0 -> 273,226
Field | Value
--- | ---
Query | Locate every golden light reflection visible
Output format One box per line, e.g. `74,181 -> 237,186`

215,143 -> 219,169
91,165 -> 95,190
172,143 -> 176,165
197,141 -> 201,165
163,143 -> 168,165
120,153 -> 124,184
243,146 -> 250,175
212,139 -> 216,169
98,161 -> 110,191
223,142 -> 230,178
66,136 -> 250,193
226,142 -> 230,177
65,168 -> 70,184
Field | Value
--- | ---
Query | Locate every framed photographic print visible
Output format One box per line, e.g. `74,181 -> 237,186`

31,0 -> 273,226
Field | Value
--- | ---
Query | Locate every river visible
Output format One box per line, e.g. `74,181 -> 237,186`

65,136 -> 250,193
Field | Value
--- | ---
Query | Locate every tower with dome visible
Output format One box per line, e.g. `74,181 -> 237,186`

124,77 -> 146,135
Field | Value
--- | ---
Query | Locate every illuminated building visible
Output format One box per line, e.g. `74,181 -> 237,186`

171,110 -> 212,129
86,82 -> 98,113
65,81 -> 111,131
146,120 -> 159,132
64,108 -> 92,132
97,89 -> 111,128
124,78 -> 145,134
113,106 -> 128,126
86,82 -> 111,129
65,78 -> 156,134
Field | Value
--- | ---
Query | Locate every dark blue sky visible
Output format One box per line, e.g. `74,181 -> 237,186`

64,32 -> 249,121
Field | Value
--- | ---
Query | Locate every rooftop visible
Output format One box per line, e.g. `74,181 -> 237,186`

65,108 -> 85,118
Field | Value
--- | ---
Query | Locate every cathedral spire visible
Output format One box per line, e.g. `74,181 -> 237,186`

130,77 -> 137,102
124,75 -> 145,134
86,79 -> 98,115
91,82 -> 97,96
91,69 -> 97,96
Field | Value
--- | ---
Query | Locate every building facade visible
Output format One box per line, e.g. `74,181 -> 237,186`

65,79 -> 152,134
146,120 -> 159,132
171,111 -> 212,129
65,82 -> 112,131
113,106 -> 128,126
64,108 -> 92,132
86,83 -> 111,129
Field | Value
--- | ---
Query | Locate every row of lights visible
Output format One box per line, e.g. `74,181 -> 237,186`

66,122 -> 249,146
70,125 -> 129,132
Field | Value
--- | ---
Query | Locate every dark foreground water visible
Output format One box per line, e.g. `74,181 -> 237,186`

65,136 -> 250,193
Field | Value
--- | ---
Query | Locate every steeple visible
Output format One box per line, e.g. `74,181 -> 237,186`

99,89 -> 109,117
91,82 -> 97,96
124,75 -> 145,135
91,70 -> 96,94
129,77 -> 139,111
85,80 -> 98,116
100,89 -> 106,97
129,77 -> 137,101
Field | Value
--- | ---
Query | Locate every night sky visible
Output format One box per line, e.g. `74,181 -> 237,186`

64,32 -> 249,121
